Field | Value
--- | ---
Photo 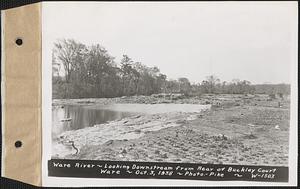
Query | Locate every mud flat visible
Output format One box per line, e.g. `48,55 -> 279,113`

53,94 -> 290,166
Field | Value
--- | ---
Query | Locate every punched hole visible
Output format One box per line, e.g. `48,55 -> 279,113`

15,38 -> 23,46
15,141 -> 22,148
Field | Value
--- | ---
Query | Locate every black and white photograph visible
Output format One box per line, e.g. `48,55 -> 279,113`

41,1 -> 297,186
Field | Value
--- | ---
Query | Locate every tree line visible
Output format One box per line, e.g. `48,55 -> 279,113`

52,39 -> 290,99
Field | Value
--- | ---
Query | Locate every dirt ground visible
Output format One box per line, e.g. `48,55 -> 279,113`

54,94 -> 290,166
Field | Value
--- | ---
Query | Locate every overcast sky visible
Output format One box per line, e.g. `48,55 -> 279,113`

43,2 -> 297,84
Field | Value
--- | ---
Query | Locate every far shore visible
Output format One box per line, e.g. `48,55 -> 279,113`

52,93 -> 290,166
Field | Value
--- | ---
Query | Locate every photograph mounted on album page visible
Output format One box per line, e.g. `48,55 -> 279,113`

1,1 -> 298,187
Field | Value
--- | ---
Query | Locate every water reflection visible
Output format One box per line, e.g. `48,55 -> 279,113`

52,105 -> 135,138
52,103 -> 211,138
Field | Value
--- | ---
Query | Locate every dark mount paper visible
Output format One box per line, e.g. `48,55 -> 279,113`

1,1 -> 298,187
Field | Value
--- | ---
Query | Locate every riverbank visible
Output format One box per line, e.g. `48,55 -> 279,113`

53,94 -> 290,166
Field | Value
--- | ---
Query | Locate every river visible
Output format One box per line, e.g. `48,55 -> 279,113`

52,103 -> 211,137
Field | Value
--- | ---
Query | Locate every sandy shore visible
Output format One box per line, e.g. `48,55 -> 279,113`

53,94 -> 290,166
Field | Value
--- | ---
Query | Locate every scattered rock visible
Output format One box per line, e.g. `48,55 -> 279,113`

104,140 -> 114,145
173,158 -> 182,162
121,149 -> 127,154
244,134 -> 258,139
161,153 -> 168,158
232,159 -> 238,163
197,114 -> 204,118
205,101 -> 211,104
134,129 -> 142,134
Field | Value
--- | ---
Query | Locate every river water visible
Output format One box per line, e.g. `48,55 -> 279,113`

52,103 -> 210,137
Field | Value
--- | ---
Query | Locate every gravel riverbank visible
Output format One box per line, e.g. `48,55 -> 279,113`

52,94 -> 290,166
